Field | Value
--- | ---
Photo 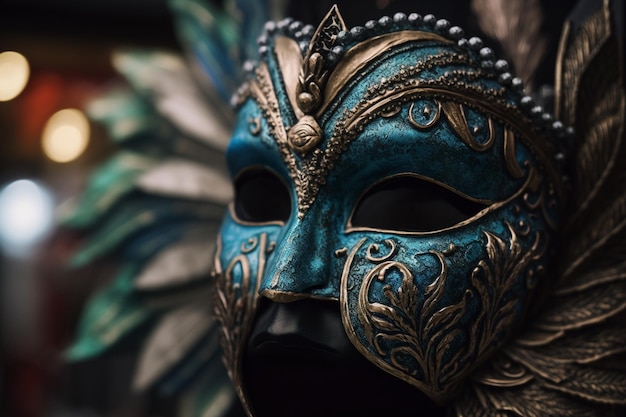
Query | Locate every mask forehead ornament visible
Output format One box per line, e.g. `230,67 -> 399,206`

216,4 -> 572,414
234,6 -> 566,218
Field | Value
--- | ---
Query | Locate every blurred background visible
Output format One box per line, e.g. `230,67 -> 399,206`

0,1 -> 180,416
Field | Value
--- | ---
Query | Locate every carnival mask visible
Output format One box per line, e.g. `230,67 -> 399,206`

213,5 -> 566,414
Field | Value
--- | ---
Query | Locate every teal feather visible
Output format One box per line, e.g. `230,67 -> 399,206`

169,0 -> 241,101
62,0 -> 286,414
59,151 -> 157,230
65,263 -> 157,360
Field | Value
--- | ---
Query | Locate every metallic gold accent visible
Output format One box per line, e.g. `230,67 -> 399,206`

296,5 -> 346,115
534,281 -> 626,332
553,20 -> 570,122
365,238 -> 397,261
287,115 -> 323,154
320,31 -> 452,115
214,233 -> 269,417
259,288 -> 339,303
503,127 -> 525,178
457,378 -> 604,417
515,327 -> 565,347
274,36 -> 305,119
553,265 -> 626,297
329,52 -> 565,203
555,0 -> 625,280
471,355 -> 534,388
297,51 -> 328,115
408,100 -> 441,129
471,0 -> 547,88
440,101 -> 496,152
340,222 -> 545,402
555,0 -> 611,124
248,30 -> 564,218
249,63 -> 290,151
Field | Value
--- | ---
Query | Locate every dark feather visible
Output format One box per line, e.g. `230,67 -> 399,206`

543,362 -> 626,405
534,280 -> 626,331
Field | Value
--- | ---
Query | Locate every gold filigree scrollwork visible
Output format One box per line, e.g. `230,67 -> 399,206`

407,99 -> 497,152
214,233 -> 268,417
288,5 -> 347,155
247,19 -> 565,218
503,127 -> 525,178
440,101 -> 496,152
296,52 -> 328,114
343,223 -> 545,401
408,100 -> 442,129
296,5 -> 346,114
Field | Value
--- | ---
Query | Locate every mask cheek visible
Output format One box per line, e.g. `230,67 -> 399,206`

339,221 -> 547,403
212,219 -> 281,402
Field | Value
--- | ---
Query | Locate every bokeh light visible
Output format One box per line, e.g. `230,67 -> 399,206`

0,180 -> 55,257
0,51 -> 30,101
41,108 -> 90,163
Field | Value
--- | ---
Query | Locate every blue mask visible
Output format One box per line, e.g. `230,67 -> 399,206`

213,6 -> 566,412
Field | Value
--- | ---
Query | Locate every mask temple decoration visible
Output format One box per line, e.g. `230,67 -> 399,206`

213,2 -> 626,417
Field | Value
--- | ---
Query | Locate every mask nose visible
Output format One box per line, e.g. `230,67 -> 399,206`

259,209 -> 340,302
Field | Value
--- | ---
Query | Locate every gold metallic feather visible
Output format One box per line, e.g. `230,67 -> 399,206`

527,325 -> 626,364
459,2 -> 626,414
555,261 -> 626,296
554,0 -> 625,263
457,380 -> 601,417
543,363 -> 626,404
534,280 -> 626,331
554,1 -> 612,123
470,0 -> 547,88
562,185 -> 626,278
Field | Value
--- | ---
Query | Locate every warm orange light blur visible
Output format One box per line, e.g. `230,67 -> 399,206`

0,51 -> 30,101
41,108 -> 90,163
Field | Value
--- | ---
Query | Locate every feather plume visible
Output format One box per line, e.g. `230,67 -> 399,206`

534,280 -> 626,331
470,0 -> 547,88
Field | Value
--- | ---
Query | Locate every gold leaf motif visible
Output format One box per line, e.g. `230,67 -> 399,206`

295,5 -> 346,115
440,100 -> 496,152
344,223 -> 544,401
213,233 -> 267,417
543,363 -> 626,404
247,33 -> 563,218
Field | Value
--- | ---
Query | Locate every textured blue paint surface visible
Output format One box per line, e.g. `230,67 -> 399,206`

217,24 -> 562,398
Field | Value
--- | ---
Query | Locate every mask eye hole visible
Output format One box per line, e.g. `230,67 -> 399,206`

234,168 -> 291,224
350,176 -> 489,233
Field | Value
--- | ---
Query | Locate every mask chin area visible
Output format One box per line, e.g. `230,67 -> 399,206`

242,298 -> 448,417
